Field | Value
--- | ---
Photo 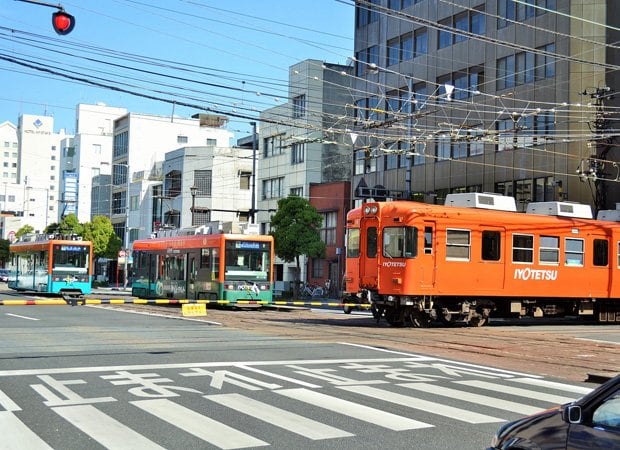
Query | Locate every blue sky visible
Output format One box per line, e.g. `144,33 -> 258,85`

0,0 -> 354,137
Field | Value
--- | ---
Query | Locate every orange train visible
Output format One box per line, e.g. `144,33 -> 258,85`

343,192 -> 620,326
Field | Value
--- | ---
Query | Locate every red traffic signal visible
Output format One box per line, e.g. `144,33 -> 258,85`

51,11 -> 75,35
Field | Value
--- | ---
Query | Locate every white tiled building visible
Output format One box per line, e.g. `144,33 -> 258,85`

59,103 -> 127,222
17,114 -> 72,232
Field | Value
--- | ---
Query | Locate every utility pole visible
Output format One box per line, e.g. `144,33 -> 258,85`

579,86 -> 615,212
250,121 -> 257,224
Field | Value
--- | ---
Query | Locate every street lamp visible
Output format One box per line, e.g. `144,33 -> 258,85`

189,185 -> 198,226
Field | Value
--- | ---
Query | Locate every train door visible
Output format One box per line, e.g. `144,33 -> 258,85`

477,227 -> 505,290
421,222 -> 436,288
360,217 -> 379,288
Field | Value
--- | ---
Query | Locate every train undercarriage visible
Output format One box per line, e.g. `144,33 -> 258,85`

344,291 -> 620,327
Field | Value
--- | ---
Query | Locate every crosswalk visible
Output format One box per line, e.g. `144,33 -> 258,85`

0,375 -> 592,449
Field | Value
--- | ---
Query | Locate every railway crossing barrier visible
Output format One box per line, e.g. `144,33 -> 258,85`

0,297 -> 372,309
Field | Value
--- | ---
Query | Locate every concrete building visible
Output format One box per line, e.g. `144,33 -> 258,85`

0,121 -> 19,185
110,112 -> 233,239
59,103 -> 127,222
17,114 -> 72,232
258,59 -> 354,285
158,145 -> 253,231
351,1 -> 617,212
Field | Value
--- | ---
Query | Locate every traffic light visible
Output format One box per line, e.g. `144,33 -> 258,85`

51,10 -> 75,35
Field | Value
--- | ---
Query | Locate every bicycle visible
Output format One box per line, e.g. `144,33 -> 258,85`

301,283 -> 324,298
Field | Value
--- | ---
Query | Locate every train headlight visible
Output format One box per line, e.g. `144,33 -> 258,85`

370,205 -> 378,214
364,206 -> 371,214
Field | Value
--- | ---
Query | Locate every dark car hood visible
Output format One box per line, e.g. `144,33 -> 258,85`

492,405 -> 566,449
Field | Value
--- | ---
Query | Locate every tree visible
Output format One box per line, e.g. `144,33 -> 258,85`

46,214 -> 83,237
15,225 -> 34,239
0,239 -> 9,266
270,196 -> 325,294
82,216 -> 122,260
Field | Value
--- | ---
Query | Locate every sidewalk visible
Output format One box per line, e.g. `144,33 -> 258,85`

91,286 -> 134,296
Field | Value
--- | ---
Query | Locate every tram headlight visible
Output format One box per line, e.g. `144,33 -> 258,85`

364,206 -> 371,214
370,206 -> 378,214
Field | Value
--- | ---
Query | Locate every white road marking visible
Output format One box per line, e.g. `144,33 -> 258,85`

339,385 -> 505,424
455,380 -> 577,404
0,389 -> 20,411
207,393 -> 354,440
400,382 -> 544,415
5,313 -> 39,321
276,387 -> 433,430
132,398 -> 268,449
53,404 -> 164,450
0,411 -> 53,450
509,377 -> 593,395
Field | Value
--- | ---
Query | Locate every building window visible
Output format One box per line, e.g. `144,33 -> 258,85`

177,135 -> 188,144
206,138 -> 217,146
193,170 -> 212,197
355,45 -> 379,76
320,211 -> 337,246
437,135 -> 451,160
291,142 -> 305,164
193,209 -> 211,226
263,134 -> 284,157
438,7 -> 486,49
239,171 -> 251,190
262,177 -> 284,200
290,186 -> 303,197
387,38 -> 400,66
356,0 -> 380,27
535,43 -> 556,80
164,170 -> 182,198
113,131 -> 128,158
497,45 -> 554,90
293,94 -> 306,118
414,28 -> 428,57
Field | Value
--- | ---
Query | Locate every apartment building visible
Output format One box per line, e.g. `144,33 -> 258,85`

258,59 -> 354,286
352,0 -> 617,211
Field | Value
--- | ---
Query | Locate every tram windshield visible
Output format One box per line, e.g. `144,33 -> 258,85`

52,244 -> 90,274
224,240 -> 270,281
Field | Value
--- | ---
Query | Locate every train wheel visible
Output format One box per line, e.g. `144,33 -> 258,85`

409,310 -> 431,328
468,316 -> 487,327
438,310 -> 455,326
385,308 -> 405,327
343,304 -> 353,314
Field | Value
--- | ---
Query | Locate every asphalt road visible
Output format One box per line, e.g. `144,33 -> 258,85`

0,302 -> 608,449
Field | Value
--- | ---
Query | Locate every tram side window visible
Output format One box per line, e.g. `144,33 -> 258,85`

512,234 -> 533,263
446,229 -> 470,261
539,235 -> 559,264
367,227 -> 377,258
481,231 -> 501,261
347,228 -> 360,258
383,227 -> 417,258
163,255 -> 185,280
593,239 -> 609,267
565,238 -> 584,266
